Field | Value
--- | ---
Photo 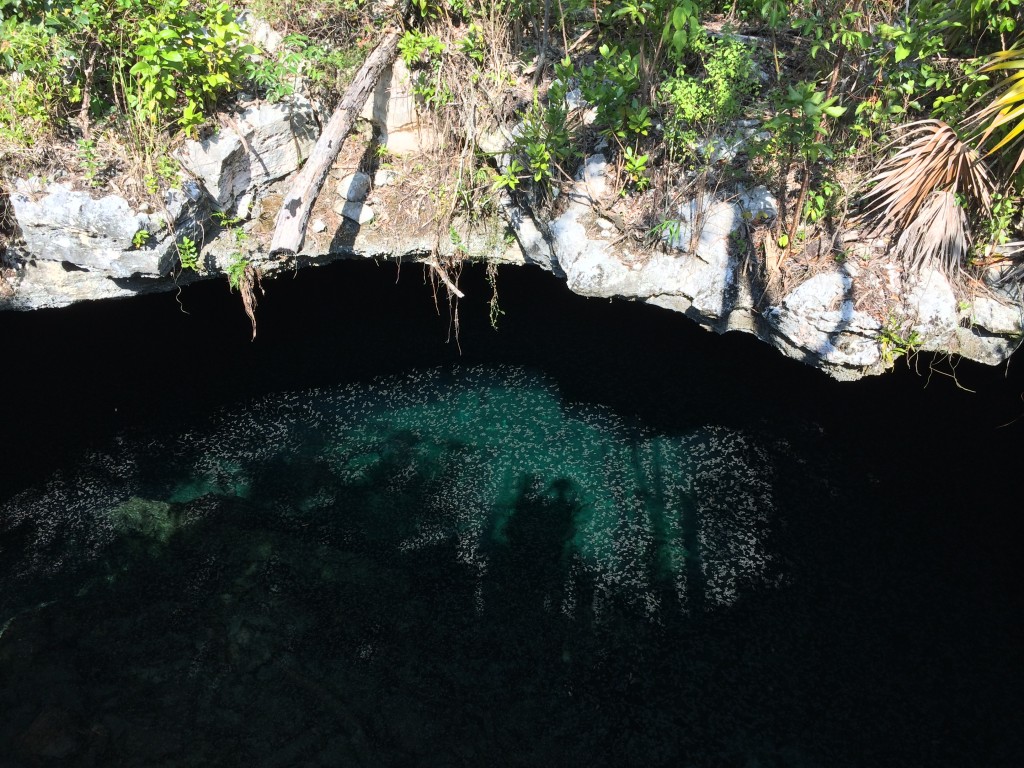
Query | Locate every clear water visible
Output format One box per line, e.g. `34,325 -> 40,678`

1,264 -> 1021,766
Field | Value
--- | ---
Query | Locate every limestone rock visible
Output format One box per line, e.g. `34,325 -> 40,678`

902,268 -> 958,348
661,198 -> 741,256
737,186 -> 779,221
374,169 -> 397,187
970,294 -> 1022,335
333,200 -> 375,225
764,272 -> 883,374
176,96 -> 318,217
360,59 -> 439,155
238,10 -> 283,54
8,181 -> 206,280
336,172 -> 371,202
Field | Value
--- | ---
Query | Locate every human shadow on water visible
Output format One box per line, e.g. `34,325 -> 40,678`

0,426 -> 1019,768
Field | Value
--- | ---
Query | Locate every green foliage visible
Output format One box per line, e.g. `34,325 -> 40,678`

143,154 -> 179,195
958,0 -> 1021,40
176,235 -> 199,272
128,0 -> 255,134
247,33 -> 310,102
398,30 -> 450,106
0,18 -> 67,142
0,0 -> 256,139
659,35 -> 758,153
660,0 -> 702,61
878,314 -> 923,366
457,22 -> 486,64
132,229 -> 151,248
399,29 -> 446,67
763,82 -> 846,165
494,159 -> 525,191
76,138 -> 101,186
622,146 -> 650,190
803,178 -> 843,223
574,46 -> 648,141
227,251 -> 249,290
979,191 -> 1020,252
507,89 -> 577,189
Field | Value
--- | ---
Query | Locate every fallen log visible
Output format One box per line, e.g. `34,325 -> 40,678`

270,27 -> 402,255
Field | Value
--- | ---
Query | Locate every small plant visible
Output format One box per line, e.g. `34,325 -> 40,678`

227,252 -> 249,290
502,88 -> 577,192
803,179 -> 843,224
878,314 -> 923,366
458,22 -> 486,65
398,30 -> 446,67
493,159 -> 525,191
132,229 -> 151,249
177,236 -> 199,272
76,139 -> 102,187
623,146 -> 650,191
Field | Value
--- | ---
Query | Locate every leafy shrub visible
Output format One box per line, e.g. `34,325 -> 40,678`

660,35 -> 758,152
128,0 -> 255,133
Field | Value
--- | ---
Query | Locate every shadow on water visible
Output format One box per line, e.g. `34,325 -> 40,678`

0,261 -> 1022,767
0,412 -> 1019,767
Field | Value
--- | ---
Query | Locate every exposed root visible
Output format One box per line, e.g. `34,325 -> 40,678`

240,263 -> 264,340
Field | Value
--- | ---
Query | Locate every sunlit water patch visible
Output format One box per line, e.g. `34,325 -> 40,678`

1,367 -> 782,624
0,366 -> 869,765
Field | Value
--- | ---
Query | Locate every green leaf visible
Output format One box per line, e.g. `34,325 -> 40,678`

894,43 -> 910,63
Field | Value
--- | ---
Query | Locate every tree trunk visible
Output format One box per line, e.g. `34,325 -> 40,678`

270,28 -> 403,255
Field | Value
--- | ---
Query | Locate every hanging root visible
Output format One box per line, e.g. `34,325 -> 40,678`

429,257 -> 465,298
240,263 -> 263,340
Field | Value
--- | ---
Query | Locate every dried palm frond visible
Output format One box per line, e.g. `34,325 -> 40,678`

891,191 -> 970,276
965,41 -> 1024,176
858,120 -> 994,237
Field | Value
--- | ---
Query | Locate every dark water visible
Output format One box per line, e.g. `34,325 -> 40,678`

1,262 -> 1022,767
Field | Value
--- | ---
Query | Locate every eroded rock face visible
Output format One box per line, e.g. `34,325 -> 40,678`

3,126 -> 1021,380
10,180 -> 206,278
175,96 -> 318,217
497,155 -> 1022,379
359,59 -> 439,155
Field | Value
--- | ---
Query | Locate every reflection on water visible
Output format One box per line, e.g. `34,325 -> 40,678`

0,365 -> 1016,766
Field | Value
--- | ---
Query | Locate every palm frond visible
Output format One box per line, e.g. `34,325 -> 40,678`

859,120 -> 994,238
966,41 -> 1024,176
891,191 -> 971,276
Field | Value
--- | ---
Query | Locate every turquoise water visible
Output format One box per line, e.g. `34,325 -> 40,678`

1,264 -> 1021,766
1,365 -> 792,765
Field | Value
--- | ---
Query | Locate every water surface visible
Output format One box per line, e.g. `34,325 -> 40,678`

1,263 -> 1021,766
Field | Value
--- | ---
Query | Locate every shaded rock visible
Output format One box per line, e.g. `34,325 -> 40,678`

336,172 -> 371,202
20,708 -> 83,761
